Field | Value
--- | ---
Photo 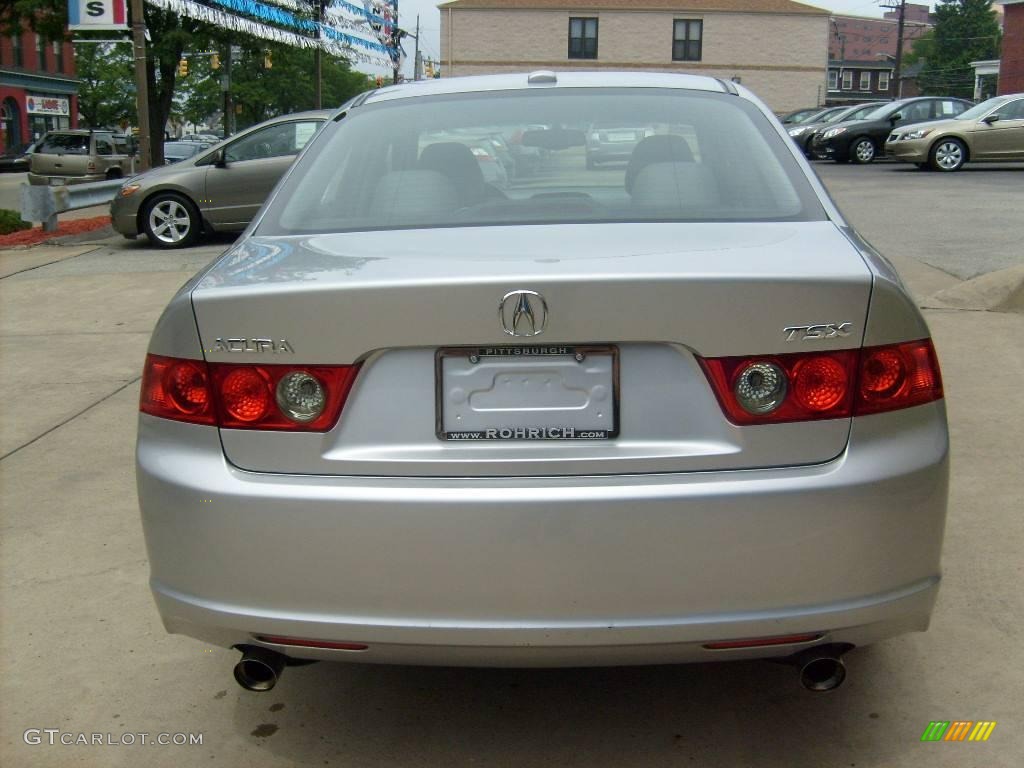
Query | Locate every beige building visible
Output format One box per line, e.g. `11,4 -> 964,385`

438,0 -> 831,111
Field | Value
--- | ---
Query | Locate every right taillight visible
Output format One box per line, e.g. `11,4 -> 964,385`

700,338 -> 942,425
140,354 -> 360,431
854,339 -> 942,415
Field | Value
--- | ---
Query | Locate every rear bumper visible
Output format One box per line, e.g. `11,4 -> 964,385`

137,403 -> 949,666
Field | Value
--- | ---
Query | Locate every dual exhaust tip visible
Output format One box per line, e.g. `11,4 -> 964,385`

232,644 -> 848,693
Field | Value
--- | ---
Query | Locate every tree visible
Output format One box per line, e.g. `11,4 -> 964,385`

182,43 -> 371,132
75,42 -> 136,129
905,0 -> 1001,99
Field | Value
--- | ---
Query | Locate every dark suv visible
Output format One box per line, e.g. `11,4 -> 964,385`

811,97 -> 973,164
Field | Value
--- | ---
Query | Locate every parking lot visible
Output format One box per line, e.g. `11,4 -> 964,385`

1,161 -> 1022,767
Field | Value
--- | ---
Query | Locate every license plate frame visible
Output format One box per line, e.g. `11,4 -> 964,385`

435,345 -> 620,441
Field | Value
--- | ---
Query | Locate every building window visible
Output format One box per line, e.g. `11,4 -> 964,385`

11,35 -> 23,67
842,70 -> 853,90
35,34 -> 46,71
878,71 -> 890,90
859,71 -> 871,90
568,18 -> 598,60
672,19 -> 703,62
828,70 -> 838,90
52,40 -> 64,72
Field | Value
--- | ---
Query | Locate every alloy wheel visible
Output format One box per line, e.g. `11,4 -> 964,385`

148,199 -> 192,244
853,139 -> 875,163
933,140 -> 964,171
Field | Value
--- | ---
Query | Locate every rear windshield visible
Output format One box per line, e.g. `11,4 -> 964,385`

260,88 -> 824,235
40,134 -> 90,154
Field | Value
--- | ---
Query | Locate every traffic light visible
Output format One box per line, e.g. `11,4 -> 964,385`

211,53 -> 220,70
178,58 -> 188,77
264,52 -> 272,69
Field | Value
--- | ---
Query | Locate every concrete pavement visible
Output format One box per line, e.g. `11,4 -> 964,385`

1,164 -> 1022,767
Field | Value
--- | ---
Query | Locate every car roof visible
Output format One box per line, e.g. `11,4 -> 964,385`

362,71 -> 736,105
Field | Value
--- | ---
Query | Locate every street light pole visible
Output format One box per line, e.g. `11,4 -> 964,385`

314,0 -> 324,108
129,0 -> 151,170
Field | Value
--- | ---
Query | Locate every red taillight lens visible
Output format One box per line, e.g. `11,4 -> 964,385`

700,350 -> 858,425
700,339 -> 942,425
793,356 -> 849,412
219,367 -> 272,423
140,354 -> 215,425
140,355 -> 360,431
855,339 -> 942,415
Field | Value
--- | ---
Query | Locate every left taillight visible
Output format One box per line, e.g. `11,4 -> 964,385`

140,355 -> 215,425
140,354 -> 360,431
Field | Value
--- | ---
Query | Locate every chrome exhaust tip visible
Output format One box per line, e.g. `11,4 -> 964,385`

799,656 -> 847,692
233,646 -> 286,692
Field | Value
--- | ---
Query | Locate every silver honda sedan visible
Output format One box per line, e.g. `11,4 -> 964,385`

137,72 -> 948,694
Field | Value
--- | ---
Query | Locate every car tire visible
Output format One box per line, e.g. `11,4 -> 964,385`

929,138 -> 966,172
105,168 -> 122,180
142,193 -> 201,249
850,138 -> 876,164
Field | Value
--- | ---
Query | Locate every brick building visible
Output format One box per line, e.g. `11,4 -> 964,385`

438,0 -> 832,112
999,0 -> 1024,93
828,4 -> 933,64
825,59 -> 894,105
1,30 -> 78,152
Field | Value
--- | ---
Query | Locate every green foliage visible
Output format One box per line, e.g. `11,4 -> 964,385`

182,44 -> 372,133
906,0 -> 1001,99
0,209 -> 32,235
75,42 -> 136,129
0,0 -> 68,40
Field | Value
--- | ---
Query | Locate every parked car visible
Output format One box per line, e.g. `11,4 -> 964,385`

885,92 -> 1024,171
27,130 -> 134,184
787,103 -> 885,157
181,133 -> 222,143
137,72 -> 948,694
811,97 -> 973,164
585,123 -> 653,168
780,107 -> 826,125
162,140 -> 212,164
111,111 -> 328,247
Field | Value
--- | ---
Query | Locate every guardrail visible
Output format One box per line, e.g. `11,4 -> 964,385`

20,179 -> 124,233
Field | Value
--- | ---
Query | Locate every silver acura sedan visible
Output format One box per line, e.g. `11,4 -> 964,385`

137,72 -> 948,694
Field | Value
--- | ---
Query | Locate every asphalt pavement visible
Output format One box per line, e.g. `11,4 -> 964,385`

1,160 -> 1022,768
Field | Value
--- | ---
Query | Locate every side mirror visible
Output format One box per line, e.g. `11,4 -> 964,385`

889,112 -> 903,124
213,148 -> 227,168
982,114 -> 1000,125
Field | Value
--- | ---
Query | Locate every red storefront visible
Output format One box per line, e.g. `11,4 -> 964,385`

1,30 -> 79,152
1000,1 -> 1024,94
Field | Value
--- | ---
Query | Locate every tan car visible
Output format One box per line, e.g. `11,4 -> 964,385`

111,111 -> 328,248
885,93 -> 1024,171
28,130 -> 135,185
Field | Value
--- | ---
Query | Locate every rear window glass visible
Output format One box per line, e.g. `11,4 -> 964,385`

40,134 -> 90,154
260,88 -> 824,235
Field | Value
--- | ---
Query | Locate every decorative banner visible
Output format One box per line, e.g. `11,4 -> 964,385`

26,95 -> 71,115
144,0 -> 394,67
69,0 -> 129,30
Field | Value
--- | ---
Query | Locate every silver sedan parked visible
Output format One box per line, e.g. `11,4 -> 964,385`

111,111 -> 328,247
137,72 -> 949,694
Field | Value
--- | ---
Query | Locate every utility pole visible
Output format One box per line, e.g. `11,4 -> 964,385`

221,45 -> 232,138
129,0 -> 151,170
883,0 -> 908,98
391,0 -> 401,84
414,15 -> 421,80
831,18 -> 846,95
314,0 -> 324,108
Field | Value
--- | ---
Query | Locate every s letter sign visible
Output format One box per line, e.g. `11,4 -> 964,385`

68,0 -> 128,31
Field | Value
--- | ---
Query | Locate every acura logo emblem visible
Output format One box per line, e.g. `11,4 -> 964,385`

499,290 -> 548,337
